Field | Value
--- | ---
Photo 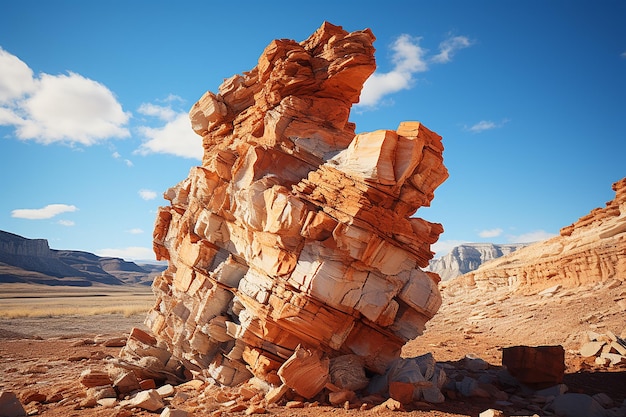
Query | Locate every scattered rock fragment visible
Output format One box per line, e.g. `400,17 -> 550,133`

79,369 -> 112,388
160,407 -> 189,417
548,393 -> 607,417
479,409 -> 505,417
124,389 -> 165,412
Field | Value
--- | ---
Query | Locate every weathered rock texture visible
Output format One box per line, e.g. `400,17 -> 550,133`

146,22 -> 448,391
458,177 -> 626,293
426,243 -> 528,281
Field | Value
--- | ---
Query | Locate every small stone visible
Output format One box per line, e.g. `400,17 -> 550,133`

328,390 -> 355,405
245,404 -> 266,415
479,409 -> 505,417
79,396 -> 98,408
549,393 -> 607,417
88,385 -> 117,400
96,398 -> 117,408
600,352 -> 625,366
156,384 -> 176,398
225,403 -> 246,412
265,384 -> 290,404
139,379 -> 157,390
114,371 -> 140,394
611,341 -> 626,356
580,341 -> 605,357
102,336 -> 127,347
79,369 -> 112,388
177,380 -> 204,390
160,407 -> 190,417
591,392 -> 613,408
595,356 -> 609,366
127,389 -> 165,412
285,401 -> 304,408
464,353 -> 489,371
372,398 -> 404,412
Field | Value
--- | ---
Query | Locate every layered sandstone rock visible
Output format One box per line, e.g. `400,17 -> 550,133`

145,22 -> 448,393
458,177 -> 626,293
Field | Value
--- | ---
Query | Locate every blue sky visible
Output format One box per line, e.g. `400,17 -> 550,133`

1,1 -> 624,260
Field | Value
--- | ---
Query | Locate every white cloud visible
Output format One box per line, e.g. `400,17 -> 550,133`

138,102 -> 177,122
138,189 -> 157,200
11,204 -> 78,220
112,150 -> 133,166
358,35 -> 427,107
0,47 -> 36,103
57,219 -> 75,226
136,112 -> 203,160
468,120 -> 496,133
358,33 -> 471,108
127,228 -> 144,234
96,246 -> 155,261
0,49 -> 130,145
159,94 -> 184,103
466,119 -> 509,133
621,51 -> 626,59
431,36 -> 472,64
430,239 -> 469,258
507,229 -> 557,243
478,228 -> 503,238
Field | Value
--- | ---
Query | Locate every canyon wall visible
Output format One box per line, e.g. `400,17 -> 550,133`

458,178 -> 626,293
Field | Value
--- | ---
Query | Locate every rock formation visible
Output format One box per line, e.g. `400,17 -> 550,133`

145,21 -> 448,395
458,177 -> 626,293
426,243 -> 528,281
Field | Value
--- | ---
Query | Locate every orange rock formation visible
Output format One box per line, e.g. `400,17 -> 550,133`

460,177 -> 626,292
147,22 -> 448,393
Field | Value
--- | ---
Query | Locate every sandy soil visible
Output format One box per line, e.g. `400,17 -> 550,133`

1,279 -> 625,417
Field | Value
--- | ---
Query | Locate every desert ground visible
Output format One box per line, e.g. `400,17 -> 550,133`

1,279 -> 625,417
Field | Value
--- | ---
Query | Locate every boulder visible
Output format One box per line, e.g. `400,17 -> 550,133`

502,345 -> 565,388
0,391 -> 26,417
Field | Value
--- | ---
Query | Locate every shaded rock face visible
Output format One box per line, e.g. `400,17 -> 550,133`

458,177 -> 626,293
426,243 -> 528,281
147,22 -> 448,387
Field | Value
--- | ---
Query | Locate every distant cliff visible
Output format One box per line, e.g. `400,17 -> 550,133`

426,243 -> 528,281
456,177 -> 626,293
0,230 -> 164,286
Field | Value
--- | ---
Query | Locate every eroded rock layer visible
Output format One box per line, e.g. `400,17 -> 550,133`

146,22 -> 448,390
459,177 -> 626,293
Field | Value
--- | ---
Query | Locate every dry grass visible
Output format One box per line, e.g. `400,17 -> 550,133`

0,283 -> 155,318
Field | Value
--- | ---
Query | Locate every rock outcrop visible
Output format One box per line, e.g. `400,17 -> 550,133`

457,177 -> 626,293
146,21 -> 448,395
426,243 -> 528,281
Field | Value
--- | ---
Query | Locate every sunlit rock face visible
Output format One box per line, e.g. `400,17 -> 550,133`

147,21 -> 449,389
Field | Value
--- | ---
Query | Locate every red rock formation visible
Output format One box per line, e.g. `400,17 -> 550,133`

459,177 -> 626,293
146,22 -> 448,392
